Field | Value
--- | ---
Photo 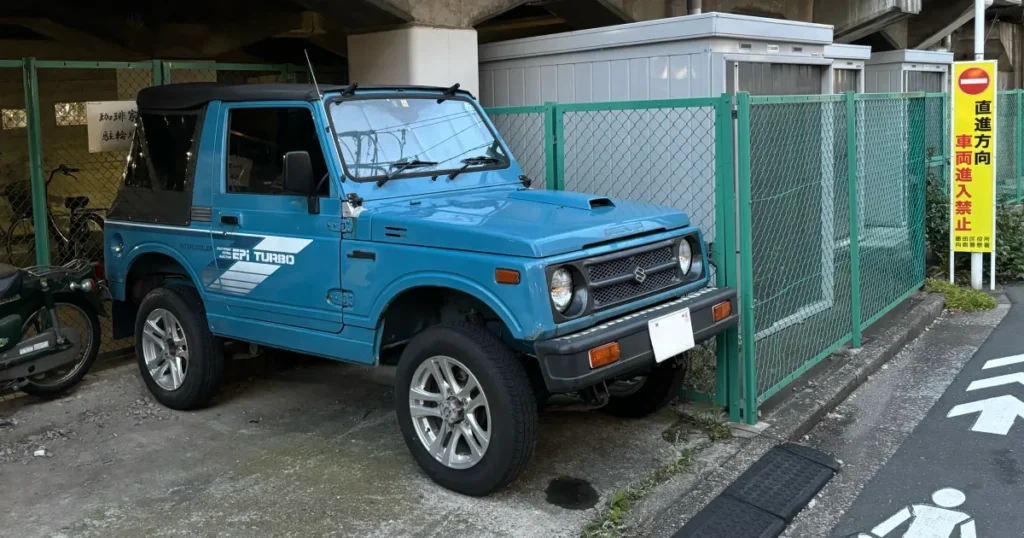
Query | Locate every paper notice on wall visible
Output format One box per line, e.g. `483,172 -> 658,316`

86,101 -> 138,153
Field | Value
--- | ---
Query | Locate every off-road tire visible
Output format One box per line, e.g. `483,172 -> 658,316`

20,293 -> 101,398
603,358 -> 687,418
395,321 -> 538,496
135,285 -> 223,410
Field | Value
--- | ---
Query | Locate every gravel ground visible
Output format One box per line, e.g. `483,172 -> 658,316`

0,352 -> 713,538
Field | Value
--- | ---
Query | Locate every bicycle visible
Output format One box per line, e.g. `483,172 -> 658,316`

5,165 -> 106,268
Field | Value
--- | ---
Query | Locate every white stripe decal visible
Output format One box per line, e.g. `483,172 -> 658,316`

961,77 -> 988,84
253,237 -> 312,254
217,270 -> 271,284
227,261 -> 280,275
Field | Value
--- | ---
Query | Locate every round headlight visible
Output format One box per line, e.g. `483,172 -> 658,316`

550,268 -> 573,312
678,239 -> 693,274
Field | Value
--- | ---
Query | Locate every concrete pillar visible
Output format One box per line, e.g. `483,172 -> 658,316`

348,26 -> 480,97
346,0 -> 535,98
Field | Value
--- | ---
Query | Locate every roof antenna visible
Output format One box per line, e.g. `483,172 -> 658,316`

304,48 -> 323,101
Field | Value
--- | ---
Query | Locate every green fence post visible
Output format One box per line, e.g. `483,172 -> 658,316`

151,59 -> 165,86
736,92 -> 758,425
161,61 -> 172,84
847,92 -> 862,347
1016,90 -> 1022,203
543,102 -> 558,190
21,57 -> 49,266
552,104 -> 565,191
712,93 -> 738,412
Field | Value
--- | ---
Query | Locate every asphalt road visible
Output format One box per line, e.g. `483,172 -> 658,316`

785,287 -> 1021,538
834,286 -> 1024,538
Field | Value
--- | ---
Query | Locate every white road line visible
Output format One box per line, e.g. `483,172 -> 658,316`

982,354 -> 1024,370
967,372 -> 1024,391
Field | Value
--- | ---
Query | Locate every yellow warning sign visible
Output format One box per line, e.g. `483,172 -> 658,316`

951,61 -> 997,253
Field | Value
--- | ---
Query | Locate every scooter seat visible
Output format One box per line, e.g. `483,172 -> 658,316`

0,264 -> 24,299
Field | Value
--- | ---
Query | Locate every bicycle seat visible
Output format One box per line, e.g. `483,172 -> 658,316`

64,196 -> 90,209
0,264 -> 24,299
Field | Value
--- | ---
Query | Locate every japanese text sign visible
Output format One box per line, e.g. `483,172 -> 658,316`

86,101 -> 137,153
951,61 -> 997,254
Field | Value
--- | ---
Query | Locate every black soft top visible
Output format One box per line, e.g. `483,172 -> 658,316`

136,83 -> 473,110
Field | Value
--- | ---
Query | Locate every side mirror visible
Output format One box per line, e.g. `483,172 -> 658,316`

283,151 -> 315,195
282,151 -> 319,214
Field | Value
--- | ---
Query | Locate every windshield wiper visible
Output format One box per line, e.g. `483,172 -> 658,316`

377,159 -> 439,187
447,156 -> 503,181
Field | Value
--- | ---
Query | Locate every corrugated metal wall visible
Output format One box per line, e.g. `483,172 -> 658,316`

833,69 -> 860,93
865,68 -> 902,93
726,63 -> 824,95
479,53 -> 712,107
904,71 -> 944,93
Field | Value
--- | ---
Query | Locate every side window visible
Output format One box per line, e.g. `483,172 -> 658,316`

226,107 -> 329,196
109,111 -> 200,226
124,112 -> 199,191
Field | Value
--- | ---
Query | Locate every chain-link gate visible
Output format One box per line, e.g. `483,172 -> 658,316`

737,92 -> 927,414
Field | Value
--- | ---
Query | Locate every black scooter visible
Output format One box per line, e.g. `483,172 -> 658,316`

0,259 -> 103,396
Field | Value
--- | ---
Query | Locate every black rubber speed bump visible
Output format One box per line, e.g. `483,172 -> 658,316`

672,443 -> 839,538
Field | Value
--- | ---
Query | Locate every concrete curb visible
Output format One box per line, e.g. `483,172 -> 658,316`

765,292 -> 946,441
632,292 -> 947,538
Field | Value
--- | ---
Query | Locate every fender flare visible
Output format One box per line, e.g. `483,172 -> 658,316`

371,272 -> 526,339
114,243 -> 204,300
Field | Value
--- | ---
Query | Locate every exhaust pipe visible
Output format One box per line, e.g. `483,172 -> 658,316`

688,0 -> 702,15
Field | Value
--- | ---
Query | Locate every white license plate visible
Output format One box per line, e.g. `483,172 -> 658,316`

648,308 -> 695,363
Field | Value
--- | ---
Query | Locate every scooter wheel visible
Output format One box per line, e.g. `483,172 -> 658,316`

20,294 -> 101,398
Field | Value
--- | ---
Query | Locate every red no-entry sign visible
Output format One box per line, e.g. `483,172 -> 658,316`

958,67 -> 991,95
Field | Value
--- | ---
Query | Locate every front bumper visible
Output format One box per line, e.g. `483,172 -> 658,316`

533,286 -> 738,393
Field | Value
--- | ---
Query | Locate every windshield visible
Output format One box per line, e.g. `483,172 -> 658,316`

329,97 -> 508,181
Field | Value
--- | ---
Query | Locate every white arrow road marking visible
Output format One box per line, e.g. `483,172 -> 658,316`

967,372 -> 1024,391
983,353 -> 1024,369
947,395 -> 1024,435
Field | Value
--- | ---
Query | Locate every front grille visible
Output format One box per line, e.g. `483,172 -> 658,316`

585,241 -> 681,309
587,246 -> 674,281
593,269 -> 679,306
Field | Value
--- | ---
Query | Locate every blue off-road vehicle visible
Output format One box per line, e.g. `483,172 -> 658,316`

103,82 -> 737,496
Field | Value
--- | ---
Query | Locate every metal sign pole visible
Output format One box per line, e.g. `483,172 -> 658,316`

971,0 -> 989,290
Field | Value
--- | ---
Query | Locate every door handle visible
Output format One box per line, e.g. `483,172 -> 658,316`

221,215 -> 239,225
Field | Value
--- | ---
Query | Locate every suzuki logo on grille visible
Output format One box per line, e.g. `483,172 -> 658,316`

633,266 -> 647,283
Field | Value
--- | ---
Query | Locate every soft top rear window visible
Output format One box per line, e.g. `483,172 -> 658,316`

108,108 -> 203,225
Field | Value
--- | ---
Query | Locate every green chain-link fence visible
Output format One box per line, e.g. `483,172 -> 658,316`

740,94 -> 855,406
489,92 -> 936,423
736,92 -> 928,417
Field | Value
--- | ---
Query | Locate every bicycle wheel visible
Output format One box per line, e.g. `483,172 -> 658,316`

71,213 -> 105,263
6,218 -> 37,266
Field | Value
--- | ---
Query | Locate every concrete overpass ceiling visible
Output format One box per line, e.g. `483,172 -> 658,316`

475,1 -> 633,43
0,0 -> 409,61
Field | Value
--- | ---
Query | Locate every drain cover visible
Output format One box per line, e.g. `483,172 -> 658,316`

672,443 -> 839,538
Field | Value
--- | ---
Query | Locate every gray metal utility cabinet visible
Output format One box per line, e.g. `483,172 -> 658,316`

478,12 -> 840,106
864,49 -> 953,93
826,44 -> 871,94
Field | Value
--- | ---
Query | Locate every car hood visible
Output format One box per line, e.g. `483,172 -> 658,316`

366,188 -> 691,258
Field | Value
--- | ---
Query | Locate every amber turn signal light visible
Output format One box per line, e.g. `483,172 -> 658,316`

589,342 -> 621,369
712,301 -> 732,322
495,269 -> 521,284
